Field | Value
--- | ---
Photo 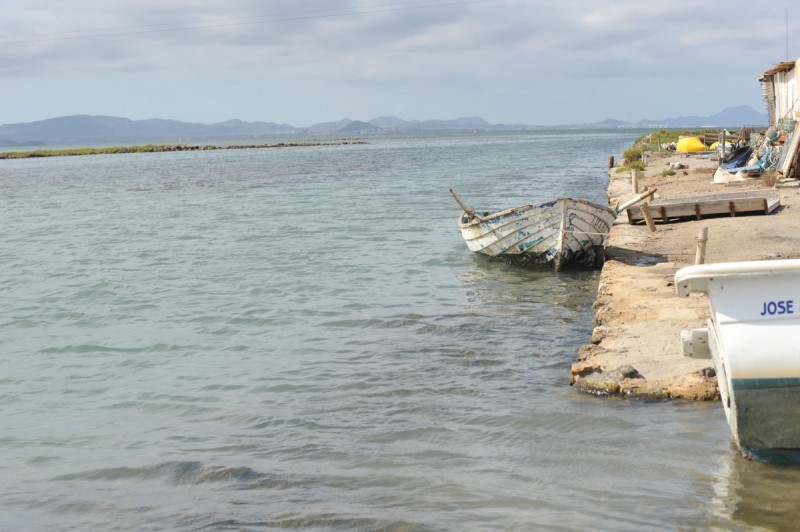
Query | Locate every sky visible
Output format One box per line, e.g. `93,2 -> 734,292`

0,0 -> 796,127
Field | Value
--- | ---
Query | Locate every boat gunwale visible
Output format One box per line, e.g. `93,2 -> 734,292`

458,198 -> 615,229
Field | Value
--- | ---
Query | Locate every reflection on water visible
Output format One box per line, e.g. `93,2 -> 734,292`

461,255 -> 600,314
707,450 -> 800,529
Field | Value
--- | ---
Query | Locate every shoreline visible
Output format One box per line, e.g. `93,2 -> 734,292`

570,150 -> 800,399
0,141 -> 367,159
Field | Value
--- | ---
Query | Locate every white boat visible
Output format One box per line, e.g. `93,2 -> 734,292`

449,189 -> 616,270
675,259 -> 800,463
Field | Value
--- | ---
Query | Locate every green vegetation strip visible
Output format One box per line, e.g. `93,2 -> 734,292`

0,141 -> 367,159
616,128 -> 748,174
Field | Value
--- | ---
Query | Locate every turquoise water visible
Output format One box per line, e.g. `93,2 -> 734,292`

0,131 -> 795,530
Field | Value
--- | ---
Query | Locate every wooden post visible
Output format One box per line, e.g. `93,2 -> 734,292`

615,187 -> 657,214
631,169 -> 639,193
640,202 -> 656,232
695,227 -> 709,265
608,155 -> 615,169
722,130 -> 726,151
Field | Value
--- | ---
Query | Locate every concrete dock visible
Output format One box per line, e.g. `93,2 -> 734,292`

571,151 -> 800,399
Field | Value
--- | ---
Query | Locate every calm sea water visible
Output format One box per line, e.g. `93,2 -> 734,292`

2,131 -> 798,530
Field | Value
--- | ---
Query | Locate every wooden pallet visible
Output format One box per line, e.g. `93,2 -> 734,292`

625,190 -> 780,224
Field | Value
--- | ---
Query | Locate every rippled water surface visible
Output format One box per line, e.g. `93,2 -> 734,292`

2,131 -> 799,530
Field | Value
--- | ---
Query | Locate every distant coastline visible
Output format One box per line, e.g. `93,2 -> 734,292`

0,106 -> 768,147
0,141 -> 366,160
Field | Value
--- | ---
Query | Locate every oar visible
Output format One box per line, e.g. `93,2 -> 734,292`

614,187 -> 657,215
449,188 -> 484,221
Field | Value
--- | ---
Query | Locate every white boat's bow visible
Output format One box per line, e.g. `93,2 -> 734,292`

675,258 -> 800,463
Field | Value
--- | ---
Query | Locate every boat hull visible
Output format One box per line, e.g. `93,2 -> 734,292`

675,259 -> 800,462
457,198 -> 616,270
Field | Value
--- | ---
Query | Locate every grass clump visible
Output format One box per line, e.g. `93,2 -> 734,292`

615,159 -> 646,174
623,145 -> 644,161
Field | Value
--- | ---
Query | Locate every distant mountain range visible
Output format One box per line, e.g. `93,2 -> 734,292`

0,106 -> 768,146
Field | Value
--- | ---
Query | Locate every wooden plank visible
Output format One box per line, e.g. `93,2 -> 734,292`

767,197 -> 780,214
650,190 -> 778,205
625,191 -> 781,224
779,121 -> 800,175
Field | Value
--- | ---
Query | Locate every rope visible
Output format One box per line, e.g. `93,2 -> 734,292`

560,229 -> 610,236
470,225 -> 613,237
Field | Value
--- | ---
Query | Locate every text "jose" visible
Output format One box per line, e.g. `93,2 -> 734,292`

760,300 -> 795,316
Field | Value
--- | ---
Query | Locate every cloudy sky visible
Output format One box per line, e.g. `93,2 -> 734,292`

0,0 -> 795,126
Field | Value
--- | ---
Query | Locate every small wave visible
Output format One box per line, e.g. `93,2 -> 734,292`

36,343 -> 194,355
319,314 -> 429,329
51,461 -> 308,490
198,515 -> 433,531
0,393 -> 22,405
26,455 -> 61,465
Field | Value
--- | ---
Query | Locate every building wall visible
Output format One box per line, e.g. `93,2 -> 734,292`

764,59 -> 800,127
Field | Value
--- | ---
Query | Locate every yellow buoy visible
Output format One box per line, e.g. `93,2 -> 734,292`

709,141 -> 732,151
676,137 -> 707,153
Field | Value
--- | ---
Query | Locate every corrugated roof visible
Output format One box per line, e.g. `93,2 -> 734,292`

759,60 -> 796,80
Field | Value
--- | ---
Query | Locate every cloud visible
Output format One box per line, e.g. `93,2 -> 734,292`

0,0 -> 792,125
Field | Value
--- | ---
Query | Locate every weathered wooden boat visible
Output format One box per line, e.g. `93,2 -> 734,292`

449,189 -> 618,270
676,259 -> 800,463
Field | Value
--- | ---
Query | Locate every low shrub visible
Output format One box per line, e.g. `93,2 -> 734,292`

623,145 -> 644,160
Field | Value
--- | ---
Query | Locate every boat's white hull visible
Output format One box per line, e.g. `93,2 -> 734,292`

676,259 -> 800,463
457,198 -> 616,270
